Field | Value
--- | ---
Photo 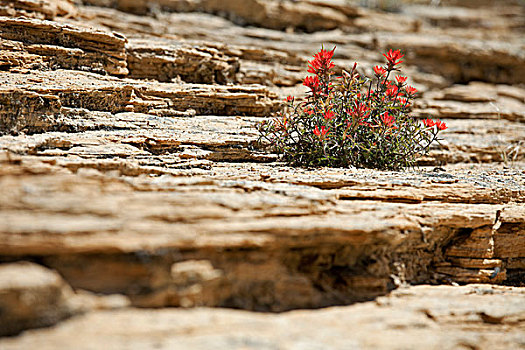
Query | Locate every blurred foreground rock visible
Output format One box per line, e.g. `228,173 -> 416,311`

1,284 -> 524,349
0,262 -> 76,336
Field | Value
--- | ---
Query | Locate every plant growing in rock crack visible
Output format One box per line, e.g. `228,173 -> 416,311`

257,46 -> 447,170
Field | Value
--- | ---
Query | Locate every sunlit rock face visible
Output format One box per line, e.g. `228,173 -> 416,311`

0,0 -> 523,347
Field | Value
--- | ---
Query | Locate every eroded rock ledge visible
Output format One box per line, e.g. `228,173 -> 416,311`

0,0 -> 524,344
1,154 -> 523,314
0,16 -> 128,75
0,70 -> 279,134
2,284 -> 524,349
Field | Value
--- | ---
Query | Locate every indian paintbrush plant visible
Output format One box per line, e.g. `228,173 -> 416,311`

257,47 -> 447,170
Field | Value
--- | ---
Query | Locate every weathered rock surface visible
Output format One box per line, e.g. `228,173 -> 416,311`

83,0 -> 359,32
0,70 -> 279,134
382,33 -> 525,85
126,38 -> 240,83
0,0 -> 524,344
0,153 -> 523,312
0,16 -> 128,75
1,284 -> 524,349
0,262 -> 76,336
0,0 -> 77,19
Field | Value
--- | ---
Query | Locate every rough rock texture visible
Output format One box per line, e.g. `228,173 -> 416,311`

0,0 -> 524,346
0,16 -> 128,75
1,152 -> 523,312
1,285 -> 524,349
0,262 -> 76,336
0,70 -> 278,134
126,38 -> 240,83
82,0 -> 359,32
0,0 -> 77,19
383,33 -> 525,85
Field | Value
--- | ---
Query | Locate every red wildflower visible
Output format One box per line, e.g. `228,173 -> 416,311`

305,108 -> 314,116
324,111 -> 335,121
313,125 -> 330,138
398,97 -> 409,106
405,86 -> 417,96
303,75 -> 321,94
381,112 -> 395,127
395,75 -> 407,85
386,85 -> 398,97
383,49 -> 404,67
308,47 -> 336,75
285,95 -> 293,102
435,120 -> 448,130
373,65 -> 387,76
349,103 -> 369,120
422,118 -> 435,128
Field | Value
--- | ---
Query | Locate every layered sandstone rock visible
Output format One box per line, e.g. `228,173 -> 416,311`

1,153 -> 523,311
1,284 -> 524,349
0,16 -> 128,75
82,0 -> 359,31
0,0 -> 523,345
126,38 -> 240,83
0,0 -> 77,19
0,70 -> 278,134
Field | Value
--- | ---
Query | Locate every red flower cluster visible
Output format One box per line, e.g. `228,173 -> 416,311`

381,112 -> 395,127
350,103 -> 369,120
422,118 -> 448,130
422,118 -> 435,128
307,47 -> 336,75
383,49 -> 404,67
386,85 -> 398,97
313,125 -> 330,138
405,86 -> 417,96
395,75 -> 407,85
373,65 -> 387,76
435,120 -> 448,130
303,75 -> 320,94
258,46 -> 448,170
324,111 -> 335,121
